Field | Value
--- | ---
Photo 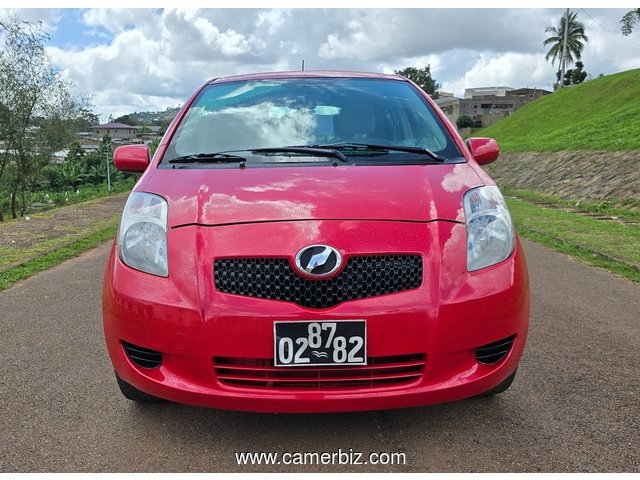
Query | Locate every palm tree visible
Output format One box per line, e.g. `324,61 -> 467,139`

621,8 -> 640,36
544,10 -> 589,86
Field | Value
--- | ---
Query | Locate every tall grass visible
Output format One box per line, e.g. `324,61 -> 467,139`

477,69 -> 640,152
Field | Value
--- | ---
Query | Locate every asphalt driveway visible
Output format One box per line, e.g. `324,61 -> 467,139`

0,239 -> 638,472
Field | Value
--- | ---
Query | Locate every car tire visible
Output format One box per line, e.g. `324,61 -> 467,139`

479,368 -> 517,397
116,373 -> 162,403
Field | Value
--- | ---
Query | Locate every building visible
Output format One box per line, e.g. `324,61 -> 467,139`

94,122 -> 139,140
463,86 -> 514,99
435,86 -> 551,128
508,88 -> 551,101
434,96 -> 460,123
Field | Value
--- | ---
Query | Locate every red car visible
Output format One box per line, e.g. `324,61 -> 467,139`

102,71 -> 529,413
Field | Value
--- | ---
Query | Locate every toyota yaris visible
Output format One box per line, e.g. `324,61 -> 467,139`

102,70 -> 529,413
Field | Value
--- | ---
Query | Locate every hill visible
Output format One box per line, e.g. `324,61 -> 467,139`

112,107 -> 180,127
477,68 -> 640,152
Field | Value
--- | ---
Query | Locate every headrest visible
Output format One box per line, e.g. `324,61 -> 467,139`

333,104 -> 375,140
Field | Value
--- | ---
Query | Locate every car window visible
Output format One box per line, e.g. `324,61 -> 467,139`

163,78 -> 461,163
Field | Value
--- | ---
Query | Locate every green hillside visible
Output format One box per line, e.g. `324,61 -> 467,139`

477,68 -> 640,152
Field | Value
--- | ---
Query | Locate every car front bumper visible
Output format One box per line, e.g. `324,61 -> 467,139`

103,220 -> 529,413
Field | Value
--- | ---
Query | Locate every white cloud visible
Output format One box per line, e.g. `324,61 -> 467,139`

82,8 -> 141,33
256,9 -> 289,36
444,53 -> 558,95
379,54 -> 441,77
578,17 -> 640,75
3,7 -> 636,120
0,8 -> 60,31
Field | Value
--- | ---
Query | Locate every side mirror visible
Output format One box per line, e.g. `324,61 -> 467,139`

113,145 -> 150,173
466,137 -> 499,165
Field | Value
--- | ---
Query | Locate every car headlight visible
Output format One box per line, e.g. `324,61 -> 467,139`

463,186 -> 514,272
118,192 -> 168,277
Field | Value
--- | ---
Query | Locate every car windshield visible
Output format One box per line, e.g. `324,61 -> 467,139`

162,77 -> 462,165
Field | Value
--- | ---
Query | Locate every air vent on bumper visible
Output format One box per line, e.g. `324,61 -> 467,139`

122,341 -> 163,369
214,354 -> 425,389
475,335 -> 515,364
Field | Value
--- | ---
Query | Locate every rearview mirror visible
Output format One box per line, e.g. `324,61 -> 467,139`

113,145 -> 151,173
466,137 -> 499,165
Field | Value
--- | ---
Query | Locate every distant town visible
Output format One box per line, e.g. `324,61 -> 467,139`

50,107 -> 181,163
0,80 -> 548,222
57,84 -> 549,162
435,86 -> 551,129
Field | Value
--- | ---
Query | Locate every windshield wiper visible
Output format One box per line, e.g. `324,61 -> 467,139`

308,142 -> 447,162
168,152 -> 247,164
250,146 -> 348,163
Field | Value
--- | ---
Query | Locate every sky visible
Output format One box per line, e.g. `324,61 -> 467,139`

1,5 -> 639,121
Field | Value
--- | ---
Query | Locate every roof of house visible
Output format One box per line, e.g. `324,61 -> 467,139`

510,87 -> 552,94
95,122 -> 139,130
434,96 -> 461,106
466,86 -> 514,92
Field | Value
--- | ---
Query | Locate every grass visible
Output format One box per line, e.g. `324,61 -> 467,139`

476,68 -> 640,152
0,177 -> 135,220
1,187 -> 638,291
506,196 -> 640,283
0,189 -> 127,291
502,188 -> 640,223
0,225 -> 116,291
0,216 -> 120,270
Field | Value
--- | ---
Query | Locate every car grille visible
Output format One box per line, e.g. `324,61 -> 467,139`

122,341 -> 163,369
214,354 -> 425,389
475,335 -> 515,364
214,255 -> 422,309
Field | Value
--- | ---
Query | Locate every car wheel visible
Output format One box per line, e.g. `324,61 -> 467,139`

479,368 -> 517,397
115,373 -> 162,403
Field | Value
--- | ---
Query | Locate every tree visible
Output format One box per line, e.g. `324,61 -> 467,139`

394,65 -> 440,97
98,133 -> 113,157
544,10 -> 589,88
112,113 -> 139,126
158,117 -> 173,135
65,142 -> 86,163
456,115 -> 474,129
71,107 -> 99,133
563,61 -> 588,85
621,9 -> 640,36
149,138 -> 161,157
0,16 -> 81,220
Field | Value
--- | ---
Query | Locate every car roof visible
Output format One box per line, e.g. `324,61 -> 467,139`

208,70 -> 408,84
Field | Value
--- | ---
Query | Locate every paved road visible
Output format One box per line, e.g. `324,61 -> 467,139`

1,240 -> 638,472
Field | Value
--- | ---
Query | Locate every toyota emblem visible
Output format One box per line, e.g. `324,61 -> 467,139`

295,245 -> 342,277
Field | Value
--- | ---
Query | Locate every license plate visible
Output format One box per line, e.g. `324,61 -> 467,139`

274,320 -> 366,367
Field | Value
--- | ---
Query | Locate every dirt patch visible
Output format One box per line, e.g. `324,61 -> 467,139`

0,193 -> 127,248
0,193 -> 128,271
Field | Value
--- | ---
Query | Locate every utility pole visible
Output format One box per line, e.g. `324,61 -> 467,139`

301,59 -> 305,71
560,8 -> 570,88
104,150 -> 112,194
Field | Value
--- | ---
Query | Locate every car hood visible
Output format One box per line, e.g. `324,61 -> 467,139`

143,163 -> 484,227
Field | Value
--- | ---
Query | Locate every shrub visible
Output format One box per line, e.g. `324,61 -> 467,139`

456,115 -> 474,129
